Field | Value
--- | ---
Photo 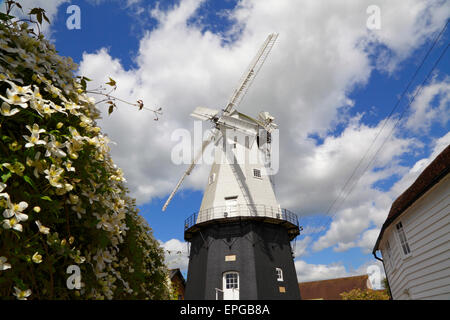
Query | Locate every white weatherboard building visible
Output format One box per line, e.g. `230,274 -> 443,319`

373,145 -> 450,300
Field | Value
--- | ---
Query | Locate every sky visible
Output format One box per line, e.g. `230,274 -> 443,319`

5,0 -> 449,288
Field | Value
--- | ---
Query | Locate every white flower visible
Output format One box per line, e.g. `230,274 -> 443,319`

96,214 -> 112,231
3,217 -> 23,232
13,287 -> 32,300
43,164 -> 64,188
4,80 -> 33,95
0,102 -> 20,116
23,130 -> 47,148
26,123 -> 46,136
0,256 -> 11,271
45,135 -> 67,158
2,200 -> 28,222
0,87 -> 29,108
63,160 -> 75,172
35,220 -> 50,234
26,152 -> 46,178
32,252 -> 42,264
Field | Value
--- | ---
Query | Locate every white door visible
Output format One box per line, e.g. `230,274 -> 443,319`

223,272 -> 239,300
225,198 -> 238,217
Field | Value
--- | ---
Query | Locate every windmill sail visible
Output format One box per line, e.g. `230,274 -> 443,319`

224,33 -> 279,114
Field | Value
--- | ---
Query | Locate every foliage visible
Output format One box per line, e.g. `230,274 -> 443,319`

0,2 -> 170,299
340,288 -> 390,300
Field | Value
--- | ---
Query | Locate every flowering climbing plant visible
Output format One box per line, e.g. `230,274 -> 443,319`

0,2 -> 170,300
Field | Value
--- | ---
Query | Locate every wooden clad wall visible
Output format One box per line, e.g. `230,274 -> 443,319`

381,175 -> 450,300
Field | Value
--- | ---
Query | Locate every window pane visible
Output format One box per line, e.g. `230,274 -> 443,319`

225,273 -> 238,289
396,222 -> 411,255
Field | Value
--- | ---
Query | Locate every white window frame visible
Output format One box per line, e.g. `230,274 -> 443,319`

384,240 -> 393,270
223,271 -> 239,300
224,271 -> 239,289
395,221 -> 411,256
276,267 -> 283,282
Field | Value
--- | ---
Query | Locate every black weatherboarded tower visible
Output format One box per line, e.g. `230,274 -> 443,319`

184,209 -> 301,300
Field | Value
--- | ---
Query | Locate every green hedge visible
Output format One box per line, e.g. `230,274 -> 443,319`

0,12 -> 170,299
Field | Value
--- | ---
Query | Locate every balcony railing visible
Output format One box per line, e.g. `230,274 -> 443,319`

184,204 -> 299,231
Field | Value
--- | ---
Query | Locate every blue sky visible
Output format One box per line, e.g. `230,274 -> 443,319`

7,0 -> 449,285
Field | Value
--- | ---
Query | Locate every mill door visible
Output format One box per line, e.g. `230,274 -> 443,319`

225,197 -> 238,217
223,272 -> 239,300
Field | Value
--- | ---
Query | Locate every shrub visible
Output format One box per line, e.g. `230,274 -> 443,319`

0,5 -> 170,300
340,288 -> 390,300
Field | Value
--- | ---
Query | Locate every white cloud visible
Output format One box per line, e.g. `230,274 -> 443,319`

296,260 -> 349,283
296,258 -> 386,289
313,130 -> 450,253
293,236 -> 312,258
389,131 -> 450,199
159,238 -> 190,271
357,228 -> 381,254
405,77 -> 450,133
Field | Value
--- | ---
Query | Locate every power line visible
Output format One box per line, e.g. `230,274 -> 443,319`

315,19 -> 450,238
323,19 -> 449,219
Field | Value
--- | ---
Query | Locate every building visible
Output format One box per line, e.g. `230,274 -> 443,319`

163,34 -> 301,300
372,144 -> 450,300
298,275 -> 373,300
183,112 -> 301,300
169,268 -> 186,300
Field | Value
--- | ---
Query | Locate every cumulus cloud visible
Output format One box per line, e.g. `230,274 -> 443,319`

159,238 -> 190,271
296,260 -> 349,283
76,0 -> 450,259
296,258 -> 386,289
389,131 -> 450,199
405,77 -> 450,133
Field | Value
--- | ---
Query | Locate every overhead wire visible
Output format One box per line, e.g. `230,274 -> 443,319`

311,19 -> 450,238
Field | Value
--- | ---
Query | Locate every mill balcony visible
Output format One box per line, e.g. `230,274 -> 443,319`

184,204 -> 301,241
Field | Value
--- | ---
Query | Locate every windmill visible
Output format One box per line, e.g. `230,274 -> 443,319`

164,34 -> 301,300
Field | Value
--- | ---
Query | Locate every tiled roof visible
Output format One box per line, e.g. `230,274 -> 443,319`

373,144 -> 450,253
169,268 -> 186,285
298,275 -> 371,300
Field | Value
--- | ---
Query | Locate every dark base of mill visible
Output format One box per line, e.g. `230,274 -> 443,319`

184,219 -> 301,300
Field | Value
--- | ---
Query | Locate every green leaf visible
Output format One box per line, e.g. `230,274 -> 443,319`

1,172 -> 12,183
0,12 -> 14,21
41,196 -> 52,201
106,77 -> 116,87
36,12 -> 42,25
42,12 -> 50,24
80,78 -> 87,91
23,175 -> 36,190
28,8 -> 41,15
